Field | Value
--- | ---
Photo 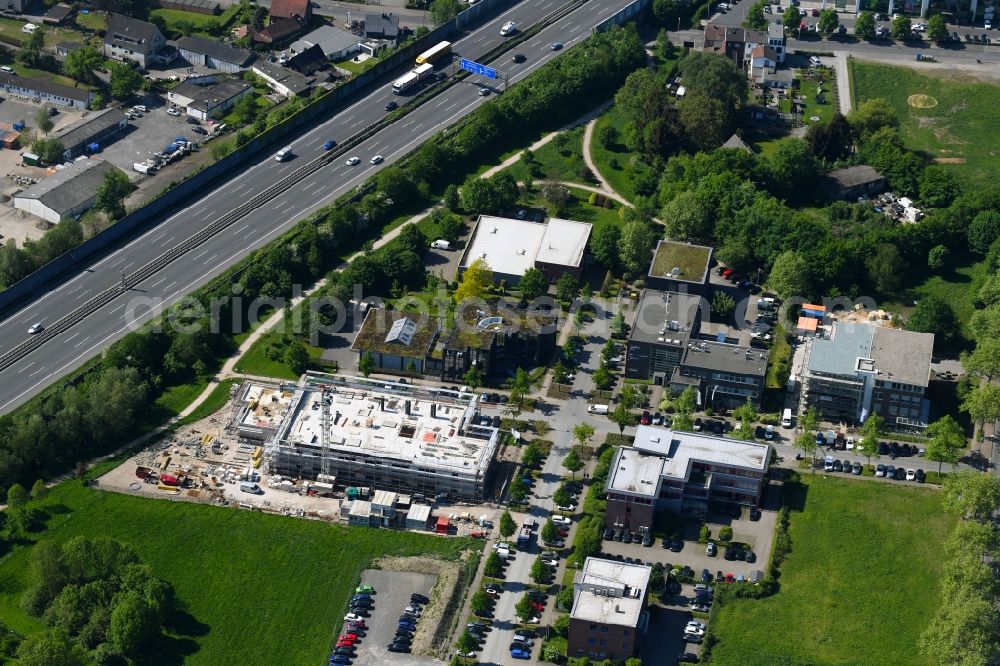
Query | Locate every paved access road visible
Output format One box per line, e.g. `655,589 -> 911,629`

0,0 -> 638,415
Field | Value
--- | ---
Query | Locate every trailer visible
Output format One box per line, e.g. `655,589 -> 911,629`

516,526 -> 533,548
392,71 -> 420,94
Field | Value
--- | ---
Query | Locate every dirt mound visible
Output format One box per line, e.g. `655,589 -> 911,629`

907,94 -> 938,108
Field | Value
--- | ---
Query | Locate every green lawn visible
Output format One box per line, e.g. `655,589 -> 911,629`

0,481 -> 470,665
503,127 -> 593,187
75,11 -> 107,31
588,109 -> 637,202
710,475 -> 955,666
850,60 -> 1000,191
779,67 -> 838,126
233,332 -> 300,380
518,186 -> 622,233
176,378 -> 238,426
154,378 -> 210,416
336,56 -> 383,75
150,8 -> 224,36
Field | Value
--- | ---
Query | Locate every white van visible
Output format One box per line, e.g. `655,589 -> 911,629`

588,404 -> 609,415
275,145 -> 293,162
0,65 -> 14,74
430,239 -> 452,250
781,408 -> 792,428
240,481 -> 262,494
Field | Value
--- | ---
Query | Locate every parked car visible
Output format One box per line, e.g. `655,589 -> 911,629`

824,455 -> 834,471
852,463 -> 862,475
875,464 -> 886,477
411,593 -> 430,604
832,460 -> 843,473
701,568 -> 712,582
894,467 -> 907,480
886,465 -> 896,479
640,410 -> 651,425
915,469 -> 926,483
706,541 -> 717,556
668,538 -> 684,552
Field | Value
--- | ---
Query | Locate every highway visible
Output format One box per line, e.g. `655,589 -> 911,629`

0,0 -> 637,414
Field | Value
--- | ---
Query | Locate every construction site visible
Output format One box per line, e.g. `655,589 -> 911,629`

98,372 -> 503,532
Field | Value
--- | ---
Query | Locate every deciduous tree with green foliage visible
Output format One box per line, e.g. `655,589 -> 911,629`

34,107 -> 53,135
283,340 -> 309,375
454,257 -> 493,303
610,401 -> 637,433
430,0 -> 463,24
866,243 -> 905,294
519,267 -> 548,301
733,398 -> 759,440
531,557 -> 552,584
590,224 -> 621,271
456,629 -> 478,655
782,5 -> 802,31
499,510 -> 516,538
817,8 -> 839,34
563,446 -> 584,479
796,431 -> 818,462
32,138 -> 64,165
943,472 -> 1000,522
962,339 -> 1000,381
744,0 -> 767,29
541,519 -> 558,544
925,415 -> 965,473
673,386 -> 697,431
907,294 -> 958,350
768,250 -> 810,299
961,384 -> 1000,438
109,61 -> 143,99
63,46 -> 104,84
463,365 -> 483,391
891,15 -> 912,40
927,13 -> 948,42
854,10 -> 876,39
95,168 -> 137,221
848,98 -> 898,140
358,351 -> 375,377
968,211 -> 1000,254
484,551 -> 503,578
470,589 -> 492,614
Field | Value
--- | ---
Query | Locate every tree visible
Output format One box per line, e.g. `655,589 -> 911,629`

32,138 -> 64,165
555,273 -> 579,304
679,92 -> 733,150
109,62 -> 143,100
572,423 -> 594,449
854,10 -> 876,39
672,386 -> 697,431
609,401 -> 637,434
961,385 -> 1000,436
35,107 -> 53,135
768,250 -> 810,299
575,528 -> 602,562
857,429 -> 879,467
805,113 -> 854,162
541,182 -> 572,215
454,257 -> 493,303
358,351 -> 375,377
744,0 -> 767,30
283,341 -> 309,375
522,442 -> 543,468
63,46 -> 103,84
531,556 -> 552,584
470,589 -> 492,614
719,525 -> 734,542
817,8 -> 839,35
94,168 -> 137,221
619,219 -> 658,275
14,629 -> 87,666
108,590 -> 158,657
968,211 -> 1000,254
563,447 -> 584,480
733,398 -> 758,440
767,138 -> 820,201
30,479 -> 47,501
591,224 -> 621,270
711,291 -> 737,322
866,243 -> 905,294
795,431 -> 818,462
519,267 -> 548,301
483,551 -> 503,578
430,0 -> 463,24
891,15 -> 913,40
499,510 -> 516,538
17,25 -> 44,67
652,0 -> 682,26
662,191 -> 711,243
908,294 -> 958,350
515,593 -> 534,621
925,415 -> 965,474
456,629 -> 478,655
782,5 -> 802,31
848,98 -> 898,140
927,13 -> 948,42
231,93 -> 258,125
927,244 -> 950,271
7,482 -> 27,509
799,406 -> 819,435
943,472 -> 1000,522
962,339 -> 1000,381
919,167 -> 959,208
463,365 -> 483,392
541,519 -> 558,544
593,366 -> 614,390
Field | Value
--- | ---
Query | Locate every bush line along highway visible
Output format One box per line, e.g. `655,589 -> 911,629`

0,0 -> 636,415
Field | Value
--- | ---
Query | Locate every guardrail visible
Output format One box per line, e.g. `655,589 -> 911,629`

0,0 -> 596,374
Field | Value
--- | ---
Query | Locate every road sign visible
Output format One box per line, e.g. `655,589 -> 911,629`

460,58 -> 497,80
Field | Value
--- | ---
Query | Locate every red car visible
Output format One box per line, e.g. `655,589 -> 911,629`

341,633 -> 358,641
337,639 -> 354,648
470,530 -> 488,539
721,268 -> 734,279
640,410 -> 651,425
532,601 -> 545,612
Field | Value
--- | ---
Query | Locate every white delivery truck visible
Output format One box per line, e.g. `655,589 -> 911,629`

413,63 -> 435,81
392,71 -> 420,94
588,404 -> 609,415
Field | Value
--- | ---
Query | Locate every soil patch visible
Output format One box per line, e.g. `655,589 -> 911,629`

907,93 -> 938,108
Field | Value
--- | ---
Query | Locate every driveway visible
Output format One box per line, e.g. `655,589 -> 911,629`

352,569 -> 439,666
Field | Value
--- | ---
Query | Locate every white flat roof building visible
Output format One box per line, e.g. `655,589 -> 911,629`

572,557 -> 651,628
262,373 -> 499,501
459,215 -> 592,284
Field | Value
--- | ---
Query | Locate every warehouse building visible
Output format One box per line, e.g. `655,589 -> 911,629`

13,160 -> 123,224
184,79 -> 253,121
51,108 -> 129,159
256,373 -> 499,502
0,72 -> 95,109
176,35 -> 255,73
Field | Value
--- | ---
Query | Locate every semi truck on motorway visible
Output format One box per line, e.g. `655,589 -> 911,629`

392,63 -> 436,94
415,40 -> 451,65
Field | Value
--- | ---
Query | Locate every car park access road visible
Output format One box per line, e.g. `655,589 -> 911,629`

0,0 -> 638,415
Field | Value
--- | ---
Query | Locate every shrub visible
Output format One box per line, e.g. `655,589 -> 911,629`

588,192 -> 598,205
699,525 -> 711,542
718,525 -> 734,542
603,198 -> 614,209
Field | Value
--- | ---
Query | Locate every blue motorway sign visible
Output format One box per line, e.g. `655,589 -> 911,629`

460,58 -> 497,80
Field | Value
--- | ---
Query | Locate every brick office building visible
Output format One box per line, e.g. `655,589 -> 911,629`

568,557 -> 651,661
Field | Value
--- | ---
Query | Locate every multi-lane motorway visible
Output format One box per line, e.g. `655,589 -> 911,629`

0,0 -> 636,414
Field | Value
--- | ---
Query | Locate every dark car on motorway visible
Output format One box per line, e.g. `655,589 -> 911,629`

385,101 -> 398,112
512,53 -> 526,63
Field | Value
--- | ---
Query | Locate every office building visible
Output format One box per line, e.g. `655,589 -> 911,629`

568,558 -> 651,661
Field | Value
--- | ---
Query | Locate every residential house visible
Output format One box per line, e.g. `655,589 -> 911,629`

568,558 -> 651,661
176,35 -> 255,73
364,12 -> 400,41
269,0 -> 311,21
104,13 -> 168,69
604,425 -> 771,529
290,24 -> 360,60
251,59 -> 315,96
253,17 -> 305,44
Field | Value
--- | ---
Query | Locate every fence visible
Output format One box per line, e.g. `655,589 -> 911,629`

0,0 -> 514,315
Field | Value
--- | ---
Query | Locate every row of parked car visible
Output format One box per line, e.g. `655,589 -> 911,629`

331,584 -> 378,664
603,526 -> 654,547
876,464 -> 926,483
388,592 -> 430,653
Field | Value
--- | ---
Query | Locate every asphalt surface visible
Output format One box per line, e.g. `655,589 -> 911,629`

0,0 -> 637,414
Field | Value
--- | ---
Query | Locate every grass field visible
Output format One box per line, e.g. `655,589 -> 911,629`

517,186 -> 621,233
588,109 -> 637,203
850,61 -> 1000,190
176,378 -> 237,426
709,474 -> 955,666
234,332 -> 300,380
503,127 -> 592,187
0,482 -> 470,665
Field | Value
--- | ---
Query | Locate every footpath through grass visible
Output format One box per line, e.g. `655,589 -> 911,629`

850,60 -> 1000,191
0,481 -> 470,665
709,474 -> 955,666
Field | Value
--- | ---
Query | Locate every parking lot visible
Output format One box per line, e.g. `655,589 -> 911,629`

97,97 -> 212,177
352,569 -> 439,666
640,583 -> 713,665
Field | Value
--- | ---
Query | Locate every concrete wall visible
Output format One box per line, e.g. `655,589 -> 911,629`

0,0 -> 514,315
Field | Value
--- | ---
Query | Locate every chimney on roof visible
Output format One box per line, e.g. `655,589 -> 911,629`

430,404 -> 436,418
379,397 -> 385,411
405,400 -> 411,415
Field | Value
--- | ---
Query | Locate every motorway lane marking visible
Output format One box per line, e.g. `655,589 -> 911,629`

150,230 -> 168,242
203,253 -> 218,265
160,236 -> 175,247
570,23 -> 583,32
18,361 -> 35,374
76,289 -> 92,300
63,332 -> 79,343
74,336 -> 90,348
232,222 -> 250,234
191,248 -> 210,261
148,276 -> 167,288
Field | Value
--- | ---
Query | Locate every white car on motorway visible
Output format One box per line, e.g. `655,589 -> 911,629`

345,156 -> 360,166
28,322 -> 43,334
500,20 -> 516,35
371,154 -> 384,164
